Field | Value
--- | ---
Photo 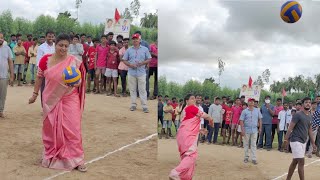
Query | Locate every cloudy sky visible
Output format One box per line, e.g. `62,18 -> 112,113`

0,0 -> 157,25
158,0 -> 320,90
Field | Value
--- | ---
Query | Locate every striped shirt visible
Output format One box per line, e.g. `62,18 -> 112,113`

312,110 -> 320,131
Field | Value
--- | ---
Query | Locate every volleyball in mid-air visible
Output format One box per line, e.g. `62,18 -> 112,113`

62,66 -> 81,85
280,1 -> 302,23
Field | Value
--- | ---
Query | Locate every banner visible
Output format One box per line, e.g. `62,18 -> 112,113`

239,84 -> 262,103
104,18 -> 131,41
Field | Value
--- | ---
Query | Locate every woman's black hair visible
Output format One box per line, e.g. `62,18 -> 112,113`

55,33 -> 71,44
181,93 -> 194,113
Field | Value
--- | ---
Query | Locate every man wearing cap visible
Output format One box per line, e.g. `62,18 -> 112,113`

134,31 -> 153,99
239,98 -> 262,165
122,33 -> 151,113
258,95 -> 275,151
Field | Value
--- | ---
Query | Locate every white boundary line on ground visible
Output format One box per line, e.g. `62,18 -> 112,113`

43,133 -> 157,180
271,159 -> 320,180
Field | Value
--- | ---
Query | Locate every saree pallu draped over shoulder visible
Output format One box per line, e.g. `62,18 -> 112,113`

40,55 -> 86,170
170,105 -> 204,180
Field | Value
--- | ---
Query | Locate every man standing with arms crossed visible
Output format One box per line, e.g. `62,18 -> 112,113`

258,95 -> 274,151
284,97 -> 316,180
0,32 -> 14,118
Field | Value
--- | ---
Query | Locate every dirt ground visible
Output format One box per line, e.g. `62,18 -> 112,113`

158,139 -> 320,180
0,85 -> 157,180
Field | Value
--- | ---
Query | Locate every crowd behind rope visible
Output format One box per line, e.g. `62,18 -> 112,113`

0,30 -> 158,117
158,94 -> 320,157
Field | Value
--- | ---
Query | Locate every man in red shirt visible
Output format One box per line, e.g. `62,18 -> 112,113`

221,96 -> 228,136
23,34 -> 33,84
223,100 -> 233,144
86,38 -> 99,93
272,98 -> 284,148
105,40 -> 120,97
148,40 -> 158,100
80,34 -> 89,71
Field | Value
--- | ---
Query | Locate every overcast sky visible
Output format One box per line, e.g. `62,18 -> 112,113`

0,0 -> 157,25
158,0 -> 320,90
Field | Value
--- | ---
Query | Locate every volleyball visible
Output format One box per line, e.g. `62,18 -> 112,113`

62,66 -> 81,85
280,1 -> 302,23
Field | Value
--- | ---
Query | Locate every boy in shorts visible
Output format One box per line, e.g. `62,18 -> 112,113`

222,100 -> 233,144
86,38 -> 99,93
284,97 -> 316,180
94,35 -> 109,94
105,40 -> 120,97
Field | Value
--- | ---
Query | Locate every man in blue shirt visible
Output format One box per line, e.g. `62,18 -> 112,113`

122,33 -> 151,113
258,95 -> 275,151
9,34 -> 17,62
240,98 -> 262,165
133,31 -> 153,99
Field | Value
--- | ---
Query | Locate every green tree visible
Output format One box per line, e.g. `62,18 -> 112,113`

0,10 -> 14,40
56,11 -> 77,34
130,0 -> 141,18
140,12 -> 158,28
13,17 -> 33,38
183,80 -> 202,95
159,76 -> 168,96
121,8 -> 133,21
33,15 -> 56,37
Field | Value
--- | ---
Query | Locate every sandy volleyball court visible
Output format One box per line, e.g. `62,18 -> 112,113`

0,85 -> 157,180
158,139 -> 320,180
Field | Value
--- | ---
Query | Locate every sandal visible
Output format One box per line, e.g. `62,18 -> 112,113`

106,92 -> 112,96
114,94 -> 120,97
76,165 -> 87,172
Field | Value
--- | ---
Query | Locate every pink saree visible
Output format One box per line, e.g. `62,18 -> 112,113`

169,105 -> 205,180
38,55 -> 86,170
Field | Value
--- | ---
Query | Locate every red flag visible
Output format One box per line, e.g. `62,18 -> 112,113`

115,8 -> 121,23
282,87 -> 287,97
248,76 -> 253,88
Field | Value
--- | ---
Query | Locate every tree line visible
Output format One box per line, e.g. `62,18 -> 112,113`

159,75 -> 317,104
0,7 -> 157,43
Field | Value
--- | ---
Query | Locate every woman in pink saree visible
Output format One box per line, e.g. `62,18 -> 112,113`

169,94 -> 214,180
28,34 -> 87,172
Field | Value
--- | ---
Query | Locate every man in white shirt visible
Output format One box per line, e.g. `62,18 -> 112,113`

208,97 -> 223,144
278,102 -> 292,152
36,31 -> 55,107
36,31 -> 55,66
